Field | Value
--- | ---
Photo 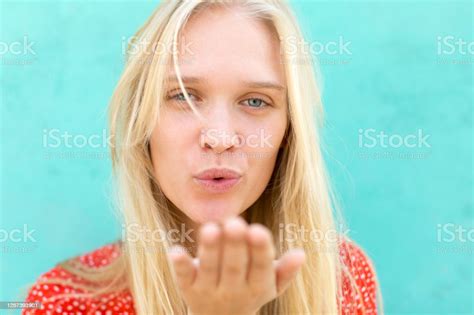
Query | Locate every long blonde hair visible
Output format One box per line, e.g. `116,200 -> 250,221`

28,1 -> 380,314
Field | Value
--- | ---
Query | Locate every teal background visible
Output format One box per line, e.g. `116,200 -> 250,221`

1,0 -> 472,313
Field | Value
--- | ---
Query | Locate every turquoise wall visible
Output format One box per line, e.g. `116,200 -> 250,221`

1,1 -> 472,313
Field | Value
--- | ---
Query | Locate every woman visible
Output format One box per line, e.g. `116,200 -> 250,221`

23,0 -> 381,314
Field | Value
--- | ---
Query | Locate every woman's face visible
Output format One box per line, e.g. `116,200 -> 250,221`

150,6 -> 288,225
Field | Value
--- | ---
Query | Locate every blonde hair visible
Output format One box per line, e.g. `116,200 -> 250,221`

28,1 -> 382,314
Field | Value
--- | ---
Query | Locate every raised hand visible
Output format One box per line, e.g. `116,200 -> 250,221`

167,216 -> 306,315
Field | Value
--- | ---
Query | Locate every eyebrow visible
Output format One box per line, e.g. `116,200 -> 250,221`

166,76 -> 286,91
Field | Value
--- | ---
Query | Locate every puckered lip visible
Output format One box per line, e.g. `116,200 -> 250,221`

193,168 -> 242,180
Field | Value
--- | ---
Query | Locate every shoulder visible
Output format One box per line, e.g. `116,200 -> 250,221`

22,241 -> 135,315
339,239 -> 379,314
76,241 -> 122,268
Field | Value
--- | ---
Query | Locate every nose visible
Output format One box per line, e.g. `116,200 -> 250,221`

199,105 -> 240,154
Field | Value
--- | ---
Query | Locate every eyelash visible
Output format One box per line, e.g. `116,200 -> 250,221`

167,92 -> 271,110
241,98 -> 270,109
168,92 -> 198,102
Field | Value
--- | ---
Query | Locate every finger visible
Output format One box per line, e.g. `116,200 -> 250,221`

194,222 -> 222,290
168,246 -> 196,290
219,217 -> 249,288
247,223 -> 275,287
275,249 -> 305,295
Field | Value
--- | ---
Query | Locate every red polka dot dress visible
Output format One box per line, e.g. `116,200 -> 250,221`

23,241 -> 378,314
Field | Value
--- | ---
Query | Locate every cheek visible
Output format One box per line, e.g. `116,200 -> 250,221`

149,127 -> 192,215
241,145 -> 280,210
245,115 -> 287,154
151,112 -> 197,161
242,116 -> 286,198
149,116 -> 193,190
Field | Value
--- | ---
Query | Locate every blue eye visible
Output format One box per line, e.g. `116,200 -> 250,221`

169,92 -> 197,102
174,93 -> 186,101
174,93 -> 189,101
243,98 -> 269,109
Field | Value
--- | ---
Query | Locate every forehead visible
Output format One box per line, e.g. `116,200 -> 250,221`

172,5 -> 285,84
